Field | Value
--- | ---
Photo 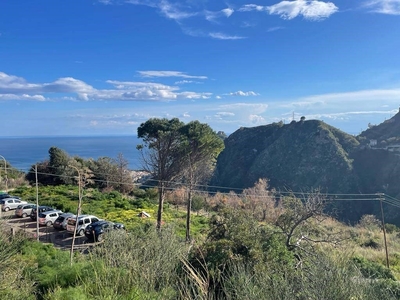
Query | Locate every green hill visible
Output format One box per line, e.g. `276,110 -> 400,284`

359,108 -> 400,147
212,119 -> 359,193
212,116 -> 400,224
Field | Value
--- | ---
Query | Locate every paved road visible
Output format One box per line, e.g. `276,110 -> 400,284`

0,210 -> 95,251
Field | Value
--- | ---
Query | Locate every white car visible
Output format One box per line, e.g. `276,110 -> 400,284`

1,198 -> 28,211
38,210 -> 63,226
66,215 -> 101,236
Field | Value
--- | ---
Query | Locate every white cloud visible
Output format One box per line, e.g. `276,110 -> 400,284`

0,71 -> 211,102
175,80 -> 194,84
219,103 -> 269,114
222,8 -> 234,17
138,70 -> 207,79
239,4 -> 266,12
0,94 -> 46,101
216,95 -> 222,99
0,72 -> 41,93
182,112 -> 191,118
228,90 -> 260,96
44,77 -> 94,93
158,0 -> 197,20
267,26 -> 284,32
249,114 -> 266,124
209,32 -> 246,40
239,1 -> 338,21
298,88 -> 400,104
364,0 -> 400,15
204,8 -> 234,21
98,0 -> 112,4
216,112 -> 235,117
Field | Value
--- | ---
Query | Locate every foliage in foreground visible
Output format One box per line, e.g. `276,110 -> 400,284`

2,207 -> 400,299
3,181 -> 400,299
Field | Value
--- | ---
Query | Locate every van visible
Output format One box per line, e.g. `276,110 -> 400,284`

66,215 -> 101,236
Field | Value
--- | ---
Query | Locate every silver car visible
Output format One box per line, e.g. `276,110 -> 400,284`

38,210 -> 63,227
15,203 -> 36,217
1,198 -> 28,211
53,212 -> 75,230
66,215 -> 101,236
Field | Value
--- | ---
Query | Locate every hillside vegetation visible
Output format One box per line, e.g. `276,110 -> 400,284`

2,183 -> 400,299
212,114 -> 400,225
212,119 -> 359,193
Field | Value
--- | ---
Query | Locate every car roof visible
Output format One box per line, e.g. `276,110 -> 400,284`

41,210 -> 62,215
91,220 -> 110,226
76,214 -> 98,219
60,212 -> 75,217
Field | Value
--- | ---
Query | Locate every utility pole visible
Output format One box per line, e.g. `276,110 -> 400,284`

0,154 -> 8,193
379,193 -> 390,269
35,165 -> 40,241
0,154 -> 7,220
69,165 -> 82,266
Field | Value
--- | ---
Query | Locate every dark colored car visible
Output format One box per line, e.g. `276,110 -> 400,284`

0,193 -> 11,200
0,193 -> 20,200
84,221 -> 125,242
30,206 -> 55,220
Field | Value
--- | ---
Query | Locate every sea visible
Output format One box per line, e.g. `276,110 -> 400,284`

0,136 -> 143,172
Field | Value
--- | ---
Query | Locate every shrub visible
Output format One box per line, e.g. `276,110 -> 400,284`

358,215 -> 381,231
352,256 -> 395,280
360,238 -> 382,250
385,223 -> 398,234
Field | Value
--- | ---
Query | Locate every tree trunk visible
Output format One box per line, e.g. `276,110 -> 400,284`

186,188 -> 192,242
157,183 -> 165,230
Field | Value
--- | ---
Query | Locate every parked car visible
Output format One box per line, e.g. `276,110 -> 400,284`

0,194 -> 20,201
53,212 -> 75,230
1,198 -> 27,211
66,215 -> 101,236
38,210 -> 63,226
85,220 -> 125,242
15,203 -> 36,217
30,206 -> 56,220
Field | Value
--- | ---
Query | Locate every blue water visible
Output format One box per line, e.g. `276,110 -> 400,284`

0,136 -> 142,172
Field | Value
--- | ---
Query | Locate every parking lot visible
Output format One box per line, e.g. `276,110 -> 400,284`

1,210 -> 94,250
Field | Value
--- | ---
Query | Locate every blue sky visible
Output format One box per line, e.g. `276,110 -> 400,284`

1,0 -> 400,137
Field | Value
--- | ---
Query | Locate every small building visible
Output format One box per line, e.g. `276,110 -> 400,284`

138,211 -> 151,218
369,139 -> 377,147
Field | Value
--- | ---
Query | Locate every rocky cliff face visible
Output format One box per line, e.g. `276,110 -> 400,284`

212,120 -> 360,194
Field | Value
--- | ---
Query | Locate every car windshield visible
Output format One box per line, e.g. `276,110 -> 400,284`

39,213 -> 46,218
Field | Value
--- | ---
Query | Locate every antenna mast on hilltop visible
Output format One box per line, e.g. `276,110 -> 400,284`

292,111 -> 295,121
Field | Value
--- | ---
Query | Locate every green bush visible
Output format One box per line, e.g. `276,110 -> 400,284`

352,256 -> 395,280
385,223 -> 398,234
360,238 -> 382,249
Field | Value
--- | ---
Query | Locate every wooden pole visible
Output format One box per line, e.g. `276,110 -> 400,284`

35,165 -> 40,242
380,193 -> 390,269
69,165 -> 82,265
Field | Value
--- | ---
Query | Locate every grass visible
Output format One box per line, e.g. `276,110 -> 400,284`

5,184 -> 400,299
